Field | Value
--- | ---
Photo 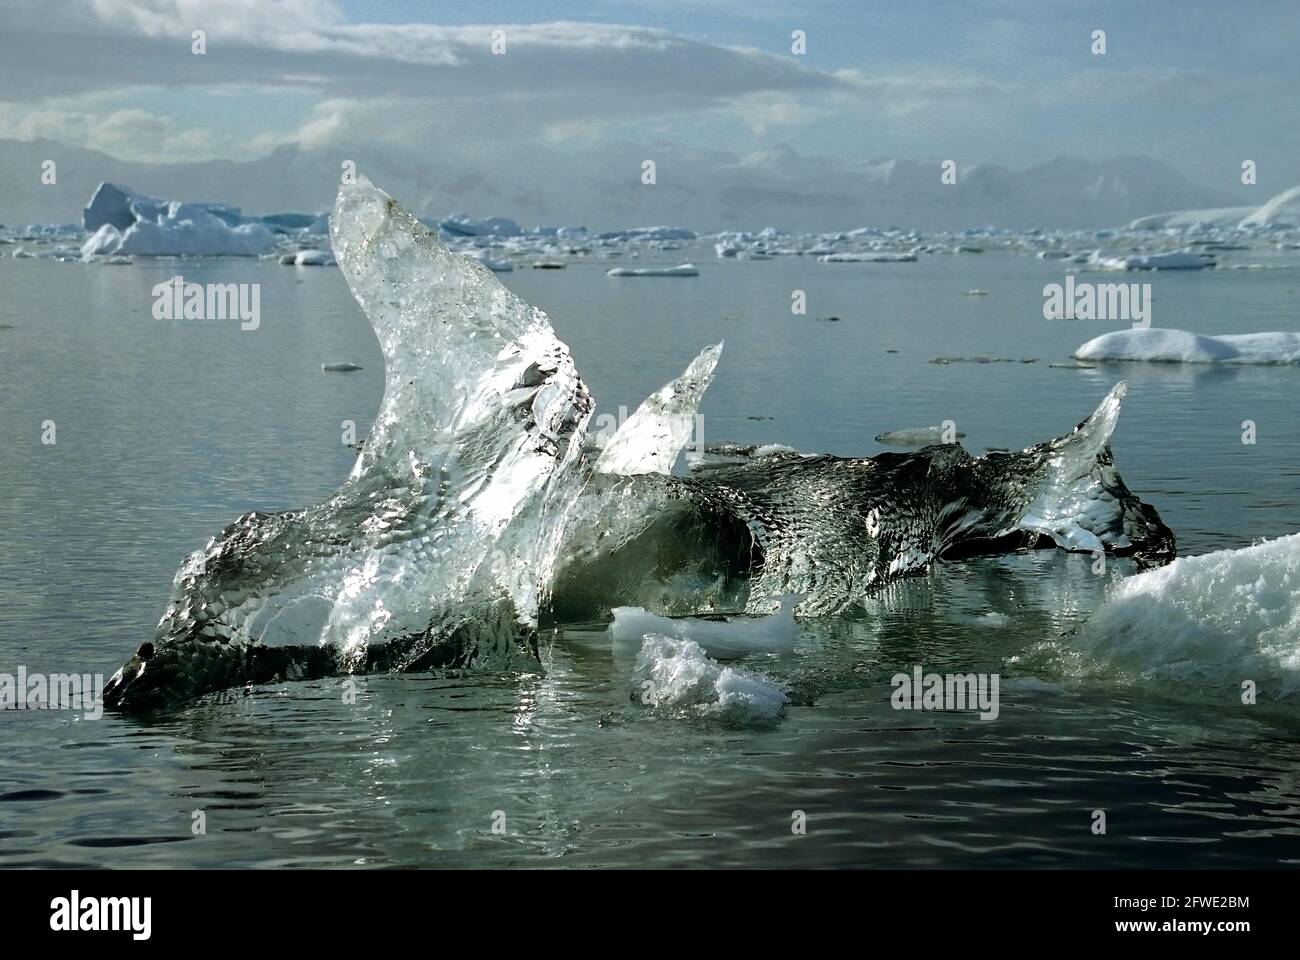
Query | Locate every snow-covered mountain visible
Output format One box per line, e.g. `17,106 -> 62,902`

0,137 -> 1244,232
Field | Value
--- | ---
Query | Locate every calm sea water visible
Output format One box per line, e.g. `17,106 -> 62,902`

3,248 -> 1300,867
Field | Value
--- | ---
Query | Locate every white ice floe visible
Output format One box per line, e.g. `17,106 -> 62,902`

610,595 -> 799,658
606,263 -> 699,277
1072,534 -> 1300,699
439,214 -> 522,238
1075,328 -> 1300,364
595,226 -> 697,241
280,249 -> 335,266
819,251 -> 918,263
632,635 -> 787,723
82,206 -> 277,258
874,425 -> 965,446
1087,249 -> 1212,270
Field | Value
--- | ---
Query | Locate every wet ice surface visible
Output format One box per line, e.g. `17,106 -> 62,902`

4,244 -> 1300,867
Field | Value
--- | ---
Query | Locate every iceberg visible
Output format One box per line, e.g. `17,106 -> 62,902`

1075,328 -> 1300,364
280,249 -> 335,266
605,263 -> 699,277
101,175 -> 1177,708
594,226 -> 697,241
610,595 -> 799,658
439,214 -> 523,238
818,251 -> 918,263
1070,534 -> 1300,700
83,182 -> 163,231
1087,249 -> 1212,270
82,205 -> 277,258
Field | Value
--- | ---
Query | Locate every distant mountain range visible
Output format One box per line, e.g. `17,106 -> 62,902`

0,137 -> 1247,232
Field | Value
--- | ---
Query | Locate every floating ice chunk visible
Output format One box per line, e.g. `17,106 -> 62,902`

819,251 -> 917,263
633,634 -> 787,723
1006,381 -> 1138,554
84,206 -> 277,257
875,425 -> 965,446
281,249 -> 335,266
596,226 -> 696,241
596,341 -> 723,475
610,595 -> 799,658
1075,328 -> 1300,364
1088,249 -> 1212,270
606,263 -> 699,277
1072,534 -> 1300,699
126,174 -> 593,684
439,214 -> 522,238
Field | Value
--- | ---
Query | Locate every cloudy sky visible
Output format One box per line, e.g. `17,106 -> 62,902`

1,0 -> 1296,228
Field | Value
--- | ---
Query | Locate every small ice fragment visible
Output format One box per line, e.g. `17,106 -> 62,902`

633,634 -> 787,723
606,263 -> 699,277
610,595 -> 799,658
875,425 -> 966,446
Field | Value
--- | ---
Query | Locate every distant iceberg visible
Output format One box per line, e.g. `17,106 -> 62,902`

818,251 -> 918,263
1075,328 -> 1300,364
79,181 -> 302,257
82,209 -> 277,258
280,249 -> 335,266
595,226 -> 697,241
439,213 -> 523,238
606,262 -> 699,277
1087,249 -> 1212,271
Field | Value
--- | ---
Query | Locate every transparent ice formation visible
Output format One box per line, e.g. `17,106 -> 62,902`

596,341 -> 722,476
103,176 -> 1176,708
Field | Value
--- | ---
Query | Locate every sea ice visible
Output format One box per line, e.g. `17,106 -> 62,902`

606,263 -> 699,277
875,425 -> 966,446
819,251 -> 918,263
1087,249 -> 1212,271
611,595 -> 800,658
632,634 -> 788,723
1075,329 -> 1300,364
1072,534 -> 1300,699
